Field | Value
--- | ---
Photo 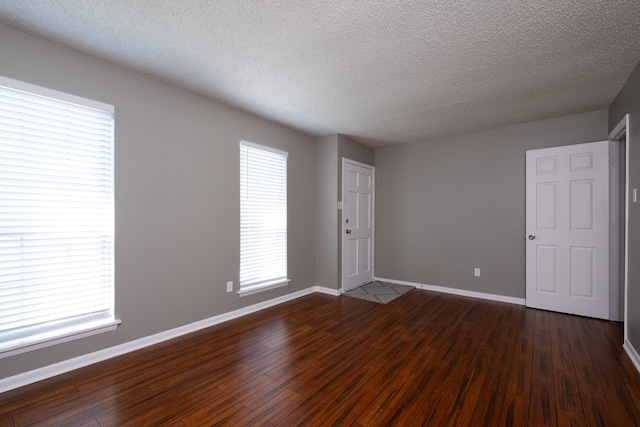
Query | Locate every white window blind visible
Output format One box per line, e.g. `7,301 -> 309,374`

0,76 -> 116,356
240,141 -> 288,293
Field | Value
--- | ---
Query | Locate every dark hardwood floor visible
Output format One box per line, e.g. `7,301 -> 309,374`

2,289 -> 640,426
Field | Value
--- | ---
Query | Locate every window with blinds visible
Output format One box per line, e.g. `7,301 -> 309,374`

0,76 -> 117,358
239,141 -> 289,295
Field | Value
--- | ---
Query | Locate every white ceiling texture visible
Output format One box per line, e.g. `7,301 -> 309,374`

1,1 -> 640,147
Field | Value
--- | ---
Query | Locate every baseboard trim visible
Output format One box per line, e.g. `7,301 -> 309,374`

624,338 -> 640,375
375,277 -> 526,306
314,286 -> 341,296
0,285 -> 333,394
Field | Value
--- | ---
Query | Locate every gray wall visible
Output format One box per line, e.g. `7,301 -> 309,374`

338,134 -> 376,174
609,59 -> 640,350
315,135 -> 338,288
374,110 -> 608,298
0,24 -> 317,379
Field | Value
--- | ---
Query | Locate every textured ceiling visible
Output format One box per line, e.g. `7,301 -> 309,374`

1,1 -> 640,147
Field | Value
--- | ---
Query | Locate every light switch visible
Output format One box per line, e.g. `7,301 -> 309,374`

633,188 -> 638,203
338,201 -> 343,210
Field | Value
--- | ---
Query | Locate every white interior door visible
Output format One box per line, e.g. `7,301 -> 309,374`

342,159 -> 374,291
526,141 -> 609,319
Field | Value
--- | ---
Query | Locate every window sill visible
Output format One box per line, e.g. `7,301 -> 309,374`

238,279 -> 291,297
0,319 -> 122,360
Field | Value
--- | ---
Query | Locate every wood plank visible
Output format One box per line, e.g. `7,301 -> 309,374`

553,369 -> 586,425
470,338 -> 517,425
528,379 -> 557,426
500,395 -> 529,427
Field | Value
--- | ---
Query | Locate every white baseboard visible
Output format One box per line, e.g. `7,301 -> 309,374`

624,338 -> 640,375
0,285 -> 333,394
375,277 -> 526,306
314,286 -> 341,296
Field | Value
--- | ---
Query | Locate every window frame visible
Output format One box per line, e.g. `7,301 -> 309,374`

239,140 -> 290,296
0,76 -> 120,359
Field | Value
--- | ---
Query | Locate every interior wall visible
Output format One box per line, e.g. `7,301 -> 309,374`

315,135 -> 338,289
0,24 -> 317,379
609,59 -> 640,351
374,110 -> 608,298
338,134 -> 376,172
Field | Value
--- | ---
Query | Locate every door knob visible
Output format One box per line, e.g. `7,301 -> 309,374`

346,229 -> 352,234
528,234 -> 535,240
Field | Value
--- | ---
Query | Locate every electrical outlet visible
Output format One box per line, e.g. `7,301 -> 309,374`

226,281 -> 233,292
474,268 -> 481,277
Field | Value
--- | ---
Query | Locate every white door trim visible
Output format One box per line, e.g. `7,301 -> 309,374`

341,158 -> 375,291
608,114 -> 630,336
609,141 -> 621,321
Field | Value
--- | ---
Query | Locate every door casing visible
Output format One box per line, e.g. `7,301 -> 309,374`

608,114 -> 630,332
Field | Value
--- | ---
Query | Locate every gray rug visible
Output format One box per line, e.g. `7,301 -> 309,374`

342,281 -> 413,304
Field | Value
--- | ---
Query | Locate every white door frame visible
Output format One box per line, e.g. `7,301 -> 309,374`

609,141 -> 622,321
608,114 -> 630,333
341,158 -> 375,291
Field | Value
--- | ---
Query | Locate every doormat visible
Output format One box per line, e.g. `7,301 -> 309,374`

342,281 -> 413,304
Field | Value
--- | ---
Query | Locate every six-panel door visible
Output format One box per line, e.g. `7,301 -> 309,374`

525,141 -> 609,319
